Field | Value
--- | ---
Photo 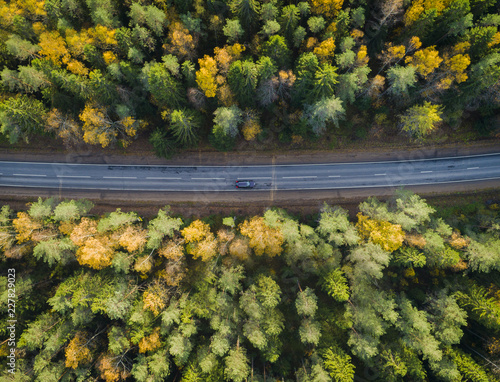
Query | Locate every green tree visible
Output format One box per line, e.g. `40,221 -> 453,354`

303,96 -> 345,135
143,62 -> 186,109
228,60 -> 259,107
323,346 -> 355,382
230,0 -> 260,32
213,105 -> 242,139
387,65 -> 417,98
223,19 -> 244,43
168,109 -> 201,147
263,35 -> 291,68
311,63 -> 338,102
0,94 -> 47,143
399,101 -> 442,138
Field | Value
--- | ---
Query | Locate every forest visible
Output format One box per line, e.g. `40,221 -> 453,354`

0,0 -> 499,154
0,190 -> 499,381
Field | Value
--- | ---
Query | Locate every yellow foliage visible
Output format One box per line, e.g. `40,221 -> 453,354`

119,226 -> 147,252
143,283 -> 166,316
239,216 -> 284,257
404,0 -> 453,26
409,36 -> 422,51
229,237 -> 251,260
182,220 -> 211,242
98,354 -> 130,382
405,233 -> 427,248
66,59 -> 89,75
310,0 -> 344,18
449,231 -> 470,249
12,212 -> 42,243
167,21 -> 196,59
70,218 -> 98,246
66,28 -> 92,56
314,37 -> 336,63
351,29 -> 364,40
89,25 -> 117,47
214,44 -> 245,74
453,41 -> 470,54
139,328 -> 161,353
488,338 -> 500,355
196,55 -> 218,97
356,45 -> 369,66
217,83 -> 235,106
306,37 -> 318,51
356,213 -> 405,252
134,255 -> 153,274
103,51 -> 118,65
15,0 -> 46,17
242,115 -> 262,141
159,241 -> 184,261
65,332 -> 91,369
217,229 -> 235,256
406,46 -> 442,78
404,267 -> 416,278
59,221 -> 76,236
488,32 -> 500,48
386,44 -> 406,61
76,236 -> 115,269
39,31 -> 70,66
438,53 -> 470,90
368,75 -> 386,99
0,1 -> 21,26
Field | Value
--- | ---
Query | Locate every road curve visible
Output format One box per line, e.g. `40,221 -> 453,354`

0,153 -> 499,192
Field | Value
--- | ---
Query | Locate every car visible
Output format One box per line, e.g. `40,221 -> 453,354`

235,180 -> 255,189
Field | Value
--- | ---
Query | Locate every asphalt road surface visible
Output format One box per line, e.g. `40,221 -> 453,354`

0,153 -> 499,192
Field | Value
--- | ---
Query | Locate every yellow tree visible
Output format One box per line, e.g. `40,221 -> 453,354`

70,217 -> 98,246
196,55 -> 218,98
76,236 -> 115,269
406,46 -> 443,78
310,0 -> 344,18
12,212 -> 42,243
142,280 -> 168,316
313,37 -> 336,63
79,104 -> 140,148
65,332 -> 92,369
119,226 -> 147,253
181,220 -> 218,261
239,216 -> 284,257
139,327 -> 161,353
166,21 -> 196,60
356,213 -> 405,252
38,30 -> 70,66
158,240 -> 187,286
45,109 -> 83,147
98,354 -> 131,382
438,53 -> 470,90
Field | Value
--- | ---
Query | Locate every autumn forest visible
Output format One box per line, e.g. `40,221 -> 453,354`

0,0 -> 499,153
1,191 -> 500,381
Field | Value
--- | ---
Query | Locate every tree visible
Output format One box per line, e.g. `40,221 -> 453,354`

5,34 -> 39,61
224,345 -> 250,382
296,288 -> 321,346
223,19 -> 244,43
129,3 -> 166,36
181,220 -> 218,261
323,346 -> 355,382
196,55 -> 218,98
45,109 -> 83,147
147,208 -> 183,250
144,62 -> 186,109
213,105 -> 243,139
356,213 -> 405,252
314,37 -> 336,63
168,109 -> 201,147
262,35 -> 291,68
303,96 -> 345,135
406,46 -> 443,78
65,332 -> 92,369
0,94 -> 46,143
399,101 -> 442,138
310,0 -> 344,18
230,0 -> 260,32
386,65 -> 417,98
311,63 -> 338,102
228,60 -> 259,106
239,216 -> 284,257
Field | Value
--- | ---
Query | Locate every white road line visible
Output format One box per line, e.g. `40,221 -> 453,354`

57,175 -> 91,178
328,175 -> 341,178
13,173 -> 46,177
374,173 -> 386,176
146,177 -> 182,180
191,177 -> 225,180
4,152 -> 499,167
421,171 -> 433,173
237,177 -> 271,179
467,167 -> 479,170
282,176 -> 317,179
103,176 -> 137,179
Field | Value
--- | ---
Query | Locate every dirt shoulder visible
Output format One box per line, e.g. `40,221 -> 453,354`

0,138 -> 499,166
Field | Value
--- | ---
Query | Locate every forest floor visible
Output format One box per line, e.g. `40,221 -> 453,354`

0,135 -> 499,218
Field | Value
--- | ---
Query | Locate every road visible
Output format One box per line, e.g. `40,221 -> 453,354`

0,153 -> 499,192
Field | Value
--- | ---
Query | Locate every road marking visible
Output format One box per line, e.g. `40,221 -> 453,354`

237,177 -> 271,180
2,152 -> 500,167
191,177 -> 225,180
13,173 -> 46,177
57,175 -> 91,178
282,176 -> 317,179
374,173 -> 386,176
421,171 -> 433,173
328,175 -> 341,178
146,177 -> 182,180
103,176 -> 137,179
467,167 -> 479,170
